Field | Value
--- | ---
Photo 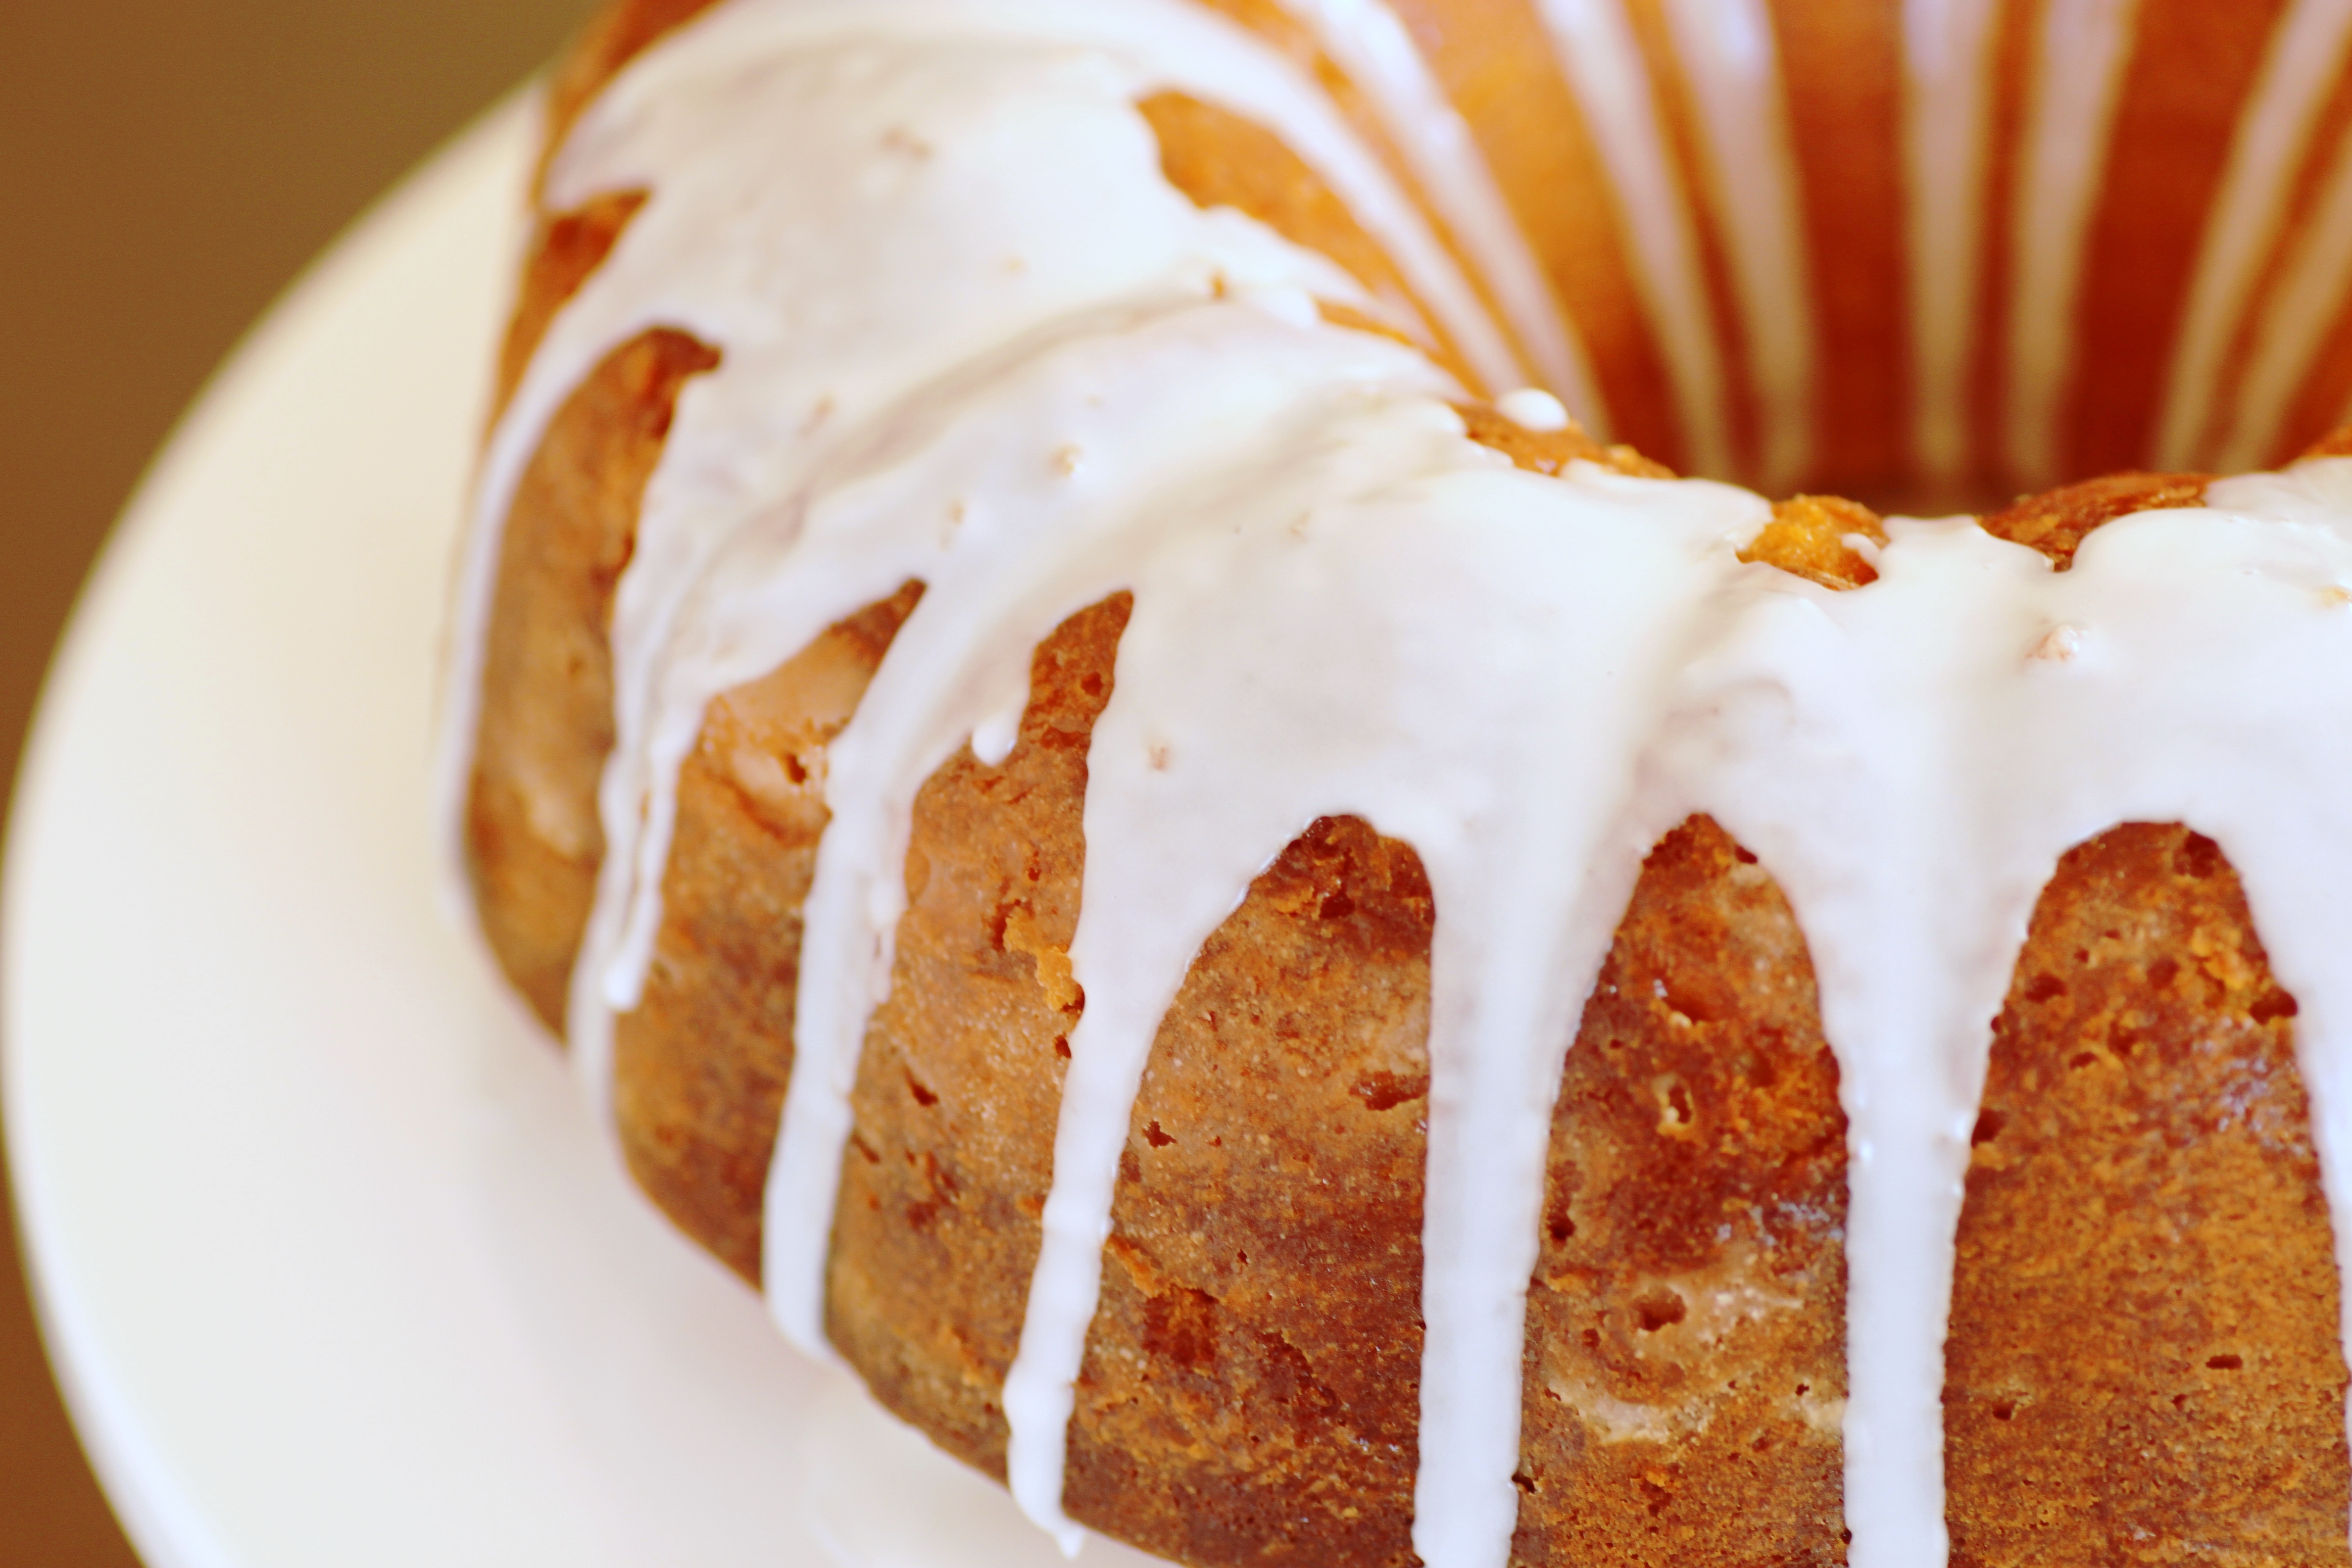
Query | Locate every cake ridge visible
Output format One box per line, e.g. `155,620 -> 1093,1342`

1533,0 -> 1733,475
1655,0 -> 1819,490
1267,0 -> 1603,415
2155,0 -> 2352,471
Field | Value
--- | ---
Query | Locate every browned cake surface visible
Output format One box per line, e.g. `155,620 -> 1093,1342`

826,593 -> 1129,1478
467,325 -> 718,1031
1453,400 -> 1674,481
458,3 -> 2352,1562
539,0 -> 723,185
1066,813 -> 1434,1568
1139,92 -> 1481,390
493,189 -> 648,421
1742,492 -> 1886,588
1516,815 -> 1849,1566
1387,0 -> 1688,461
1946,824 -> 2350,1566
615,582 -> 921,1283
1976,471 -> 2212,569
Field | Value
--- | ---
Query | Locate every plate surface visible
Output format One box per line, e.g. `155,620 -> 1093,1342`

2,95 -> 1162,1568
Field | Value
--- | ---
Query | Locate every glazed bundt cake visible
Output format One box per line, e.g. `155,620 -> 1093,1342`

442,1 -> 2352,1563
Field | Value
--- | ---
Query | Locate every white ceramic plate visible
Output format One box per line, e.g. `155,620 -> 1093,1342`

2,95 -> 1164,1568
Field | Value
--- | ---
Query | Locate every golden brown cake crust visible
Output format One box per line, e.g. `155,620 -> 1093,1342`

538,0 -> 724,193
1069,813 -> 1434,1568
615,583 -> 922,1283
493,189 -> 646,422
467,326 -> 719,1033
1141,92 -> 1483,390
1517,816 -> 1849,1567
826,593 -> 1131,1479
1946,824 -> 2351,1567
1976,471 -> 2212,569
1743,492 -> 1887,589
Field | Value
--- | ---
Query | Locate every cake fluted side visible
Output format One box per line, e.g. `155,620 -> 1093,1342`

446,4 -> 2352,1566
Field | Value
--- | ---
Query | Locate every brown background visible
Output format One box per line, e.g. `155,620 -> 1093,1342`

0,4 -> 601,1561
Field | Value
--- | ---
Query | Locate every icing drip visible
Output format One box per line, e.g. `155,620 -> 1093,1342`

2156,0 -> 2352,471
759,311 -> 1455,1371
1496,386 -> 1570,432
441,3 -> 2352,1566
438,0 -> 1528,1128
433,0 -> 1528,916
1658,0 -> 1818,489
1658,478 -> 2352,1566
1532,0 -> 1733,475
1007,454 -> 1768,1563
1902,0 -> 2001,487
2005,0 -> 2140,487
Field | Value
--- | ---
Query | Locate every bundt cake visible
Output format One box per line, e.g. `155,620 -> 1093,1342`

441,1 -> 2352,1563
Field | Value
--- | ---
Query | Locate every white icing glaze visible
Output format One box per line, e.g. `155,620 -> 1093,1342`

2158,0 -> 2352,471
1531,0 -> 1731,474
1658,0 -> 1817,489
431,0 -> 1525,900
1496,386 -> 1569,431
2004,0 -> 2140,487
760,309 -> 1455,1382
1902,0 -> 2001,486
1676,475 -> 2352,1567
1009,455 -> 1770,1565
439,4 -> 2352,1567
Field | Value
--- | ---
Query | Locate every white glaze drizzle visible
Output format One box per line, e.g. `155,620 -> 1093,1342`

437,5 -> 2352,1568
2200,467 -> 2352,1458
1497,385 -> 1570,431
1268,0 -> 1606,424
2157,0 -> 2352,471
756,310 -> 1457,1372
2216,114 -> 2352,474
1671,476 -> 2352,1568
1658,0 -> 1818,489
578,29 -> 1377,1144
2004,0 -> 2141,487
1530,0 -> 1732,474
431,0 -> 1529,905
1902,0 -> 2002,487
1010,454 -> 1770,1568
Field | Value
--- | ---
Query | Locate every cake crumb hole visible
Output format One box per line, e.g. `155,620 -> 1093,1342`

1351,1071 -> 1428,1112
1635,1289 -> 1687,1333
2251,989 -> 2300,1024
2176,832 -> 2225,879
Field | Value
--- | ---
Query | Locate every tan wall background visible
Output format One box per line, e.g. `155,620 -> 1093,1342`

0,4 -> 601,1560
